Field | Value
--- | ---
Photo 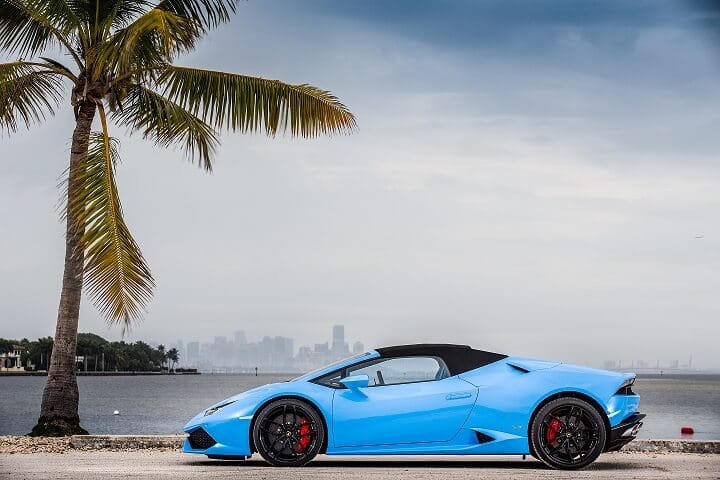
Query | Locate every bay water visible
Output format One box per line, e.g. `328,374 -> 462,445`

1,374 -> 718,439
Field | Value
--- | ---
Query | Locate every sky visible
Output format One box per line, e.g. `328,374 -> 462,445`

1,0 -> 719,368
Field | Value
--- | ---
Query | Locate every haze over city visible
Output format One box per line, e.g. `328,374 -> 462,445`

2,0 -> 720,369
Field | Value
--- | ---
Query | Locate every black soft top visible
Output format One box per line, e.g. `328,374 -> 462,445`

375,344 -> 507,376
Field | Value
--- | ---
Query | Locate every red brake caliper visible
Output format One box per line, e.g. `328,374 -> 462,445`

546,417 -> 562,445
296,417 -> 312,452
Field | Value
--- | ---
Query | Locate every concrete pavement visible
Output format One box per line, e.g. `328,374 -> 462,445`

2,451 -> 719,479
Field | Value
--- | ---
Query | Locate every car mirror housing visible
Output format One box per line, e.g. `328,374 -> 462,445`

339,374 -> 370,389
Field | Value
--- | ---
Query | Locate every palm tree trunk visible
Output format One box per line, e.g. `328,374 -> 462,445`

30,101 -> 96,436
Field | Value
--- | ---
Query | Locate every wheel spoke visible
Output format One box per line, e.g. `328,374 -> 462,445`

280,436 -> 292,452
270,436 -> 284,452
560,436 -> 571,452
567,407 -> 577,428
292,405 -> 299,427
568,436 -> 578,452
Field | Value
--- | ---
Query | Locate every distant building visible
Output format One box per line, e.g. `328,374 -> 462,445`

173,339 -> 185,366
333,325 -> 344,344
603,360 -> 617,370
270,336 -> 294,369
186,342 -> 200,365
353,341 -> 365,354
213,336 -> 229,366
331,325 -> 349,357
0,345 -> 26,372
314,342 -> 329,354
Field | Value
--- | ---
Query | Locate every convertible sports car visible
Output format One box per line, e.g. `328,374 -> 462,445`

183,344 -> 644,470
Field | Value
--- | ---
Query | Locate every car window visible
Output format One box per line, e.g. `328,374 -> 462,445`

347,356 -> 449,386
314,370 -> 344,388
293,352 -> 372,382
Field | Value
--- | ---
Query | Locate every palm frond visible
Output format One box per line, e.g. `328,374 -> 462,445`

39,56 -> 78,81
69,128 -> 154,331
112,84 -> 218,170
66,0 -> 148,31
100,0 -> 152,30
64,0 -> 98,23
95,6 -> 197,76
0,0 -> 57,56
156,0 -> 235,32
159,65 -> 357,138
0,61 -> 65,132
0,0 -> 81,60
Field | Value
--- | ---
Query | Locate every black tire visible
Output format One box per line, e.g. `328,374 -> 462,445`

530,397 -> 607,470
252,398 -> 325,467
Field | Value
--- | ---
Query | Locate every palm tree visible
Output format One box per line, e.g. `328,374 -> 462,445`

156,344 -> 166,371
0,0 -> 355,436
166,347 -> 178,373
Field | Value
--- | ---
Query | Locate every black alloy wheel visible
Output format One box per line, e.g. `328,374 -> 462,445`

530,397 -> 607,470
252,398 -> 325,467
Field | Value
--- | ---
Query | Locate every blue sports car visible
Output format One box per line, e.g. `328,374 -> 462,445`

183,344 -> 644,470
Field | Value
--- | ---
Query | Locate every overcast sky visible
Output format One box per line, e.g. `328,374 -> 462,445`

1,1 -> 719,368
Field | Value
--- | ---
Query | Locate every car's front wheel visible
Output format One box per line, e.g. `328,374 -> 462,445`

530,397 -> 607,470
252,398 -> 325,467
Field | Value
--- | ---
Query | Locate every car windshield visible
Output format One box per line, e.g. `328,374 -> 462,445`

292,353 -> 372,381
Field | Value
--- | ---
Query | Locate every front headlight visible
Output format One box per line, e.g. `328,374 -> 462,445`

204,400 -> 236,416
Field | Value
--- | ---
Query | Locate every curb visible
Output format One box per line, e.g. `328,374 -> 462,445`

621,439 -> 720,454
67,435 -> 720,454
70,435 -> 184,450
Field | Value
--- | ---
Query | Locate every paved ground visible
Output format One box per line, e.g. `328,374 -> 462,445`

1,452 -> 719,479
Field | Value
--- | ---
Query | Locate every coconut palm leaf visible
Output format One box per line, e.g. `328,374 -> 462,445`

65,0 -> 147,30
38,56 -> 78,81
70,127 -> 154,330
0,0 -> 81,59
97,0 -> 151,30
0,0 -> 60,56
159,65 -> 357,137
156,0 -> 235,31
0,61 -> 64,131
112,84 -> 218,170
95,6 -> 198,76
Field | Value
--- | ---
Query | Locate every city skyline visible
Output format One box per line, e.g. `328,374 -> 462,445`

1,324 -> 711,373
166,324 -> 365,373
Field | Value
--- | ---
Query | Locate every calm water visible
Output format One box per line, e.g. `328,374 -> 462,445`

0,374 -> 718,439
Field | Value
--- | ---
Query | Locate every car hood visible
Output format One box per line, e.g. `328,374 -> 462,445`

184,382 -> 288,431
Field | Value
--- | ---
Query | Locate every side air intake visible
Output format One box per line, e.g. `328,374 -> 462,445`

475,431 -> 495,444
508,363 -> 531,373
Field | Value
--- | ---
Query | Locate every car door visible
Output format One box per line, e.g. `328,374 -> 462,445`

331,356 -> 477,447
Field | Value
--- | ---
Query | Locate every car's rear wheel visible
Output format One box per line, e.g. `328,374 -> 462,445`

530,397 -> 606,470
252,398 -> 325,467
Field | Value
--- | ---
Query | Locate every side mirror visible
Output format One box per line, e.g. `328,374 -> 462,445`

339,374 -> 370,390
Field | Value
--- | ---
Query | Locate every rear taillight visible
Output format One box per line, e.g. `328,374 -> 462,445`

615,378 -> 636,395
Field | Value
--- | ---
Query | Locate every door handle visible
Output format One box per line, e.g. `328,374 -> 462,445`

445,391 -> 472,400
